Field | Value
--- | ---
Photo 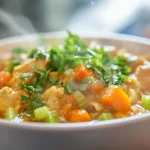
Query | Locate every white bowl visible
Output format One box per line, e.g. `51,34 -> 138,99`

0,32 -> 150,150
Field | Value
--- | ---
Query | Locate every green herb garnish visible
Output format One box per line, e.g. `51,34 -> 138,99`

19,73 -> 33,79
35,49 -> 49,60
20,84 -> 35,92
28,49 -> 38,58
21,95 -> 29,103
49,76 -> 59,86
64,81 -> 77,94
8,60 -> 20,73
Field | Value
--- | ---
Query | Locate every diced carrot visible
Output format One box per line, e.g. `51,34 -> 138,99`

68,109 -> 91,122
73,65 -> 90,81
49,72 -> 58,78
91,82 -> 104,93
101,85 -> 130,112
0,72 -> 12,88
59,104 -> 72,119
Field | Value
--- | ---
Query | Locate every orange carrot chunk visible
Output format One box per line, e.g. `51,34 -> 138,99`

73,65 -> 90,81
101,85 -> 130,112
0,72 -> 12,88
68,109 -> 91,122
91,81 -> 104,93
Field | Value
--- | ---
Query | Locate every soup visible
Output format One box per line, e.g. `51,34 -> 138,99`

0,32 -> 149,123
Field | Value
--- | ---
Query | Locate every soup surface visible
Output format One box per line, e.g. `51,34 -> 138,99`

0,32 -> 150,123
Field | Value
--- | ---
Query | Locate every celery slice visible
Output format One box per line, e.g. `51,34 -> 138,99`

141,95 -> 150,110
97,113 -> 114,121
45,112 -> 60,123
34,106 -> 49,120
5,107 -> 17,120
72,91 -> 87,108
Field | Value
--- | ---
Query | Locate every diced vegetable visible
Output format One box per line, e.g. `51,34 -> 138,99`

89,102 -> 104,112
45,112 -> 60,123
8,60 -> 20,73
101,85 -> 130,112
34,106 -> 49,120
91,81 -> 104,93
68,109 -> 91,122
0,72 -> 12,88
64,81 -> 77,94
128,89 -> 138,104
141,95 -> 150,110
73,65 -> 90,81
72,91 -> 87,108
97,113 -> 114,121
5,107 -> 17,120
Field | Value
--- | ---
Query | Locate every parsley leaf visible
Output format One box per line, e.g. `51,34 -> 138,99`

28,49 -> 38,58
25,93 -> 45,113
35,49 -> 49,60
49,76 -> 59,86
21,95 -> 29,103
20,84 -> 35,92
34,68 -> 50,87
64,81 -> 77,94
8,60 -> 20,73
19,73 -> 33,79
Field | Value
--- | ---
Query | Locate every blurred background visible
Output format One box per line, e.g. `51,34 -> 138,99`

0,0 -> 149,39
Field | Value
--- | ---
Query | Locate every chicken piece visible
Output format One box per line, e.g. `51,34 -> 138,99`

13,59 -> 49,76
128,55 -> 145,73
41,86 -> 76,111
8,76 -> 33,90
0,87 -> 25,113
41,86 -> 64,111
135,65 -> 150,93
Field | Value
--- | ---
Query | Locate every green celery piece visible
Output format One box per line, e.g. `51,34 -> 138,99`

45,112 -> 60,123
141,95 -> 150,110
72,91 -> 87,109
5,107 -> 17,120
97,113 -> 114,121
34,106 -> 49,120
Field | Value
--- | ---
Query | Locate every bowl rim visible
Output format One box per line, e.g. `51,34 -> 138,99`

0,31 -> 150,46
0,32 -> 150,131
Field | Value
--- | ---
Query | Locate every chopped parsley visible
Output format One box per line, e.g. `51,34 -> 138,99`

8,60 -> 20,73
20,84 -> 35,92
28,49 -> 38,58
64,81 -> 77,94
49,76 -> 59,86
21,95 -> 29,103
35,49 -> 49,60
19,73 -> 33,79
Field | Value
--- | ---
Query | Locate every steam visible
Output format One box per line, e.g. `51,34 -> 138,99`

0,8 -> 36,36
